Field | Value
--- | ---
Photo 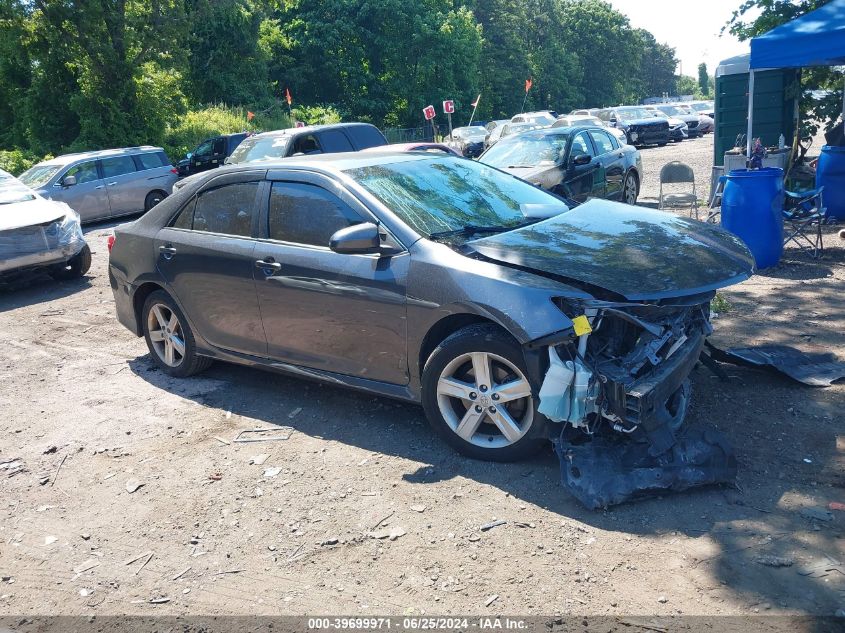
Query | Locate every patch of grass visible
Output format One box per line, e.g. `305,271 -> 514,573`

711,292 -> 732,314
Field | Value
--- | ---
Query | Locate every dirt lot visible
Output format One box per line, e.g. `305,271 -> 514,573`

1,135 -> 844,619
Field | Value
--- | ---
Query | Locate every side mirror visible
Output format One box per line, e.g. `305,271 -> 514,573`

62,175 -> 77,187
186,152 -> 193,159
572,154 -> 592,167
330,222 -> 382,255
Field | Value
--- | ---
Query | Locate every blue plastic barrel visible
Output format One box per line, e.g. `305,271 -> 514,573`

816,146 -> 845,220
720,167 -> 784,269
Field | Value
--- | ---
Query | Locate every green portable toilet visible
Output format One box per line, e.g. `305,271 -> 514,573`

714,53 -> 800,166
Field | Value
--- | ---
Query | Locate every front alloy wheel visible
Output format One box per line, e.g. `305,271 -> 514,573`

422,324 -> 544,461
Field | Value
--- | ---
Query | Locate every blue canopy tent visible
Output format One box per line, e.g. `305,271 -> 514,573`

746,0 -> 845,155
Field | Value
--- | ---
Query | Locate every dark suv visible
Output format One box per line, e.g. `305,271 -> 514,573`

597,107 -> 670,147
177,133 -> 249,177
227,123 -> 387,164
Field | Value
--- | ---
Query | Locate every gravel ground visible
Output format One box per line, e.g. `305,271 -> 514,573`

1,145 -> 844,620
636,133 -> 716,208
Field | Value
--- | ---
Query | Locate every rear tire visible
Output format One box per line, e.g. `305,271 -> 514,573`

50,244 -> 91,280
142,290 -> 212,377
421,324 -> 545,462
144,190 -> 167,212
623,172 -> 639,205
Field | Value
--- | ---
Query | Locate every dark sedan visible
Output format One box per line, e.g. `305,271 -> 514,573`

598,106 -> 670,147
108,154 -> 753,468
479,126 -> 642,205
446,126 -> 488,158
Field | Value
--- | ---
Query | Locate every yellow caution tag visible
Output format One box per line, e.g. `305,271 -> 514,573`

572,315 -> 592,337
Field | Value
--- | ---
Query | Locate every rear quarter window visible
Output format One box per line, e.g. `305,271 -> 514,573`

344,125 -> 387,150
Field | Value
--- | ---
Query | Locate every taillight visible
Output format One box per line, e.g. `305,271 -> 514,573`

170,168 -> 178,174
107,235 -> 116,252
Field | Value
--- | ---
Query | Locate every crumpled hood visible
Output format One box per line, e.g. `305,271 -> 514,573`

0,196 -> 70,232
466,199 -> 755,300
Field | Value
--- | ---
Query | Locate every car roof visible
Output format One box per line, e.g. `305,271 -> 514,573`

249,122 -> 379,140
39,146 -> 164,165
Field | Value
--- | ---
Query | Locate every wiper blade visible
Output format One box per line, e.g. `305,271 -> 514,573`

506,164 -> 535,168
428,221 -> 538,241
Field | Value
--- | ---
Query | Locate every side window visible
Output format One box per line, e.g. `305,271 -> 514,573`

345,125 -> 387,149
191,181 -> 259,237
157,151 -> 172,166
318,129 -> 354,153
588,130 -> 615,155
65,161 -> 99,184
136,153 -> 163,170
194,140 -> 213,157
171,198 -> 195,229
101,156 -> 136,178
289,134 -> 322,156
212,138 -> 226,155
268,182 -> 362,247
570,133 -> 595,159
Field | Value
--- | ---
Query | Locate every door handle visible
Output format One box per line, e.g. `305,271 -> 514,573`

255,258 -> 282,274
159,245 -> 177,260
107,182 -> 117,186
95,185 -> 105,190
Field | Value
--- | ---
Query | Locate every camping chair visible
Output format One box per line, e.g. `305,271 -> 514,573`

782,186 -> 829,258
659,161 -> 699,219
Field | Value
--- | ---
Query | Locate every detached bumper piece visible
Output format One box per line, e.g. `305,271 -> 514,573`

555,426 -> 737,510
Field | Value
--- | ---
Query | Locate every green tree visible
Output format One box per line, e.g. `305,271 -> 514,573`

697,62 -> 709,97
185,0 -> 271,105
636,29 -> 678,100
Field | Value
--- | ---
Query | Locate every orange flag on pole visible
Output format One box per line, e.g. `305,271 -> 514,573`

471,94 -> 481,107
525,78 -> 532,93
246,111 -> 255,121
285,88 -> 292,105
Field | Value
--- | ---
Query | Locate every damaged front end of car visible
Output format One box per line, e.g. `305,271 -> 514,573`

534,294 -> 736,509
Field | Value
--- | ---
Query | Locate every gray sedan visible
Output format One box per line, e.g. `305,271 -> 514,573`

108,154 -> 753,463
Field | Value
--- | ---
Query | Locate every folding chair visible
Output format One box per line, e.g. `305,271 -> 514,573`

659,161 -> 699,219
782,186 -> 828,258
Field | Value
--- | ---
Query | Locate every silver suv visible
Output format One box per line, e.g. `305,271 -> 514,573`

19,146 -> 178,223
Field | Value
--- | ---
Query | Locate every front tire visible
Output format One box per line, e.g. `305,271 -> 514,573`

142,290 -> 212,377
50,244 -> 91,280
421,324 -> 544,462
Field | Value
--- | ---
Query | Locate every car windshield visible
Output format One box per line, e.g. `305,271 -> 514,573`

616,108 -> 654,121
18,164 -> 63,188
657,105 -> 685,116
480,133 -> 570,169
228,134 -> 290,163
344,157 -> 567,238
690,103 -> 711,112
454,127 -> 486,140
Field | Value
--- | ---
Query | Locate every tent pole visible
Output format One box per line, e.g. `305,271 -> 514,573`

842,72 -> 844,121
746,69 -> 755,158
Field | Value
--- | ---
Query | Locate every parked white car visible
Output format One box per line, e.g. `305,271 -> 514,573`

0,168 -> 90,281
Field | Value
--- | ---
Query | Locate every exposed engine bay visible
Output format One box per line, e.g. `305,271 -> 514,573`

538,293 -> 737,508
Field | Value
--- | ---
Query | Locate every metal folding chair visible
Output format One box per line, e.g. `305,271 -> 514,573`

782,187 -> 828,258
659,161 -> 699,219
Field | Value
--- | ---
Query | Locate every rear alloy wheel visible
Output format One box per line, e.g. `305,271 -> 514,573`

50,244 -> 91,280
142,290 -> 212,377
422,325 -> 543,461
623,173 -> 638,205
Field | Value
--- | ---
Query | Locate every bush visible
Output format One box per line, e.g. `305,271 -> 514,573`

0,149 -> 48,176
163,104 -> 292,161
291,104 -> 342,126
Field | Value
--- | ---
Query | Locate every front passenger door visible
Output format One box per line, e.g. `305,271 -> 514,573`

51,160 -> 110,222
253,175 -> 409,384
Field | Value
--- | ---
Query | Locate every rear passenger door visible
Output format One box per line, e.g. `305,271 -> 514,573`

100,155 -> 141,217
154,172 -> 267,356
589,129 -> 625,200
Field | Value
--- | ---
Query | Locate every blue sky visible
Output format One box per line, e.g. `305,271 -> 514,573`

609,0 -> 760,76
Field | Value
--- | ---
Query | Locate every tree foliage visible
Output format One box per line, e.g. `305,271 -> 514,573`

0,0 -> 682,163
